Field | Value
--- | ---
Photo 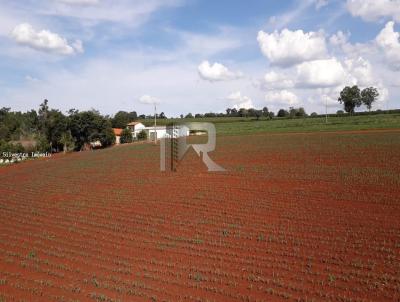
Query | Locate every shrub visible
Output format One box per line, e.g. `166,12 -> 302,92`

120,128 -> 133,144
137,130 -> 147,140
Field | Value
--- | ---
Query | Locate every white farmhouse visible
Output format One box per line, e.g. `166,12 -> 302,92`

127,121 -> 189,141
146,125 -> 190,140
127,122 -> 146,139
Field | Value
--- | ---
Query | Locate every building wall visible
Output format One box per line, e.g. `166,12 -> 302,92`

130,125 -> 189,140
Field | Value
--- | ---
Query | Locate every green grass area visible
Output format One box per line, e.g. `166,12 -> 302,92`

140,113 -> 400,136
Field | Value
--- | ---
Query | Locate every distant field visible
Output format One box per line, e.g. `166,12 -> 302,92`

141,113 -> 400,135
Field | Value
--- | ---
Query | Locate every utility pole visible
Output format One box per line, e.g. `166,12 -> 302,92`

154,103 -> 157,144
325,95 -> 328,124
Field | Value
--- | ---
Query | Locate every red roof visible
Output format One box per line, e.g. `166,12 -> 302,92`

113,128 -> 123,136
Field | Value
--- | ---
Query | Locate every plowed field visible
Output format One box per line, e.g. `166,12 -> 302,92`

1,130 -> 400,301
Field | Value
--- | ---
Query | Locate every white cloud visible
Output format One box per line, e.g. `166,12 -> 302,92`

178,29 -> 243,56
42,0 -> 182,26
257,28 -> 327,67
262,71 -> 294,89
265,90 -> 299,106
198,61 -> 243,82
226,91 -> 254,109
376,21 -> 400,69
139,94 -> 160,104
329,31 -> 350,47
346,0 -> 400,22
344,57 -> 375,86
10,23 -> 83,55
315,0 -> 329,10
296,58 -> 348,88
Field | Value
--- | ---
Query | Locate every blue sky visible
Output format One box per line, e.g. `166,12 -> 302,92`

0,0 -> 399,116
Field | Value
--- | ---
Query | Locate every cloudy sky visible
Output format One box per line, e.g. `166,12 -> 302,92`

0,0 -> 400,116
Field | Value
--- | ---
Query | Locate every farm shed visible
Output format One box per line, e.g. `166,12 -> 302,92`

113,128 -> 123,145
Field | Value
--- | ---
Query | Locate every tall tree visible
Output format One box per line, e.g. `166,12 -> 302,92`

112,111 -> 131,128
46,110 -> 68,152
38,99 -> 49,134
69,111 -> 115,150
338,86 -> 362,114
361,87 -> 379,112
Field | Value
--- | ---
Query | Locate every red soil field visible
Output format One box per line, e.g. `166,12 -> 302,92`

1,130 -> 400,302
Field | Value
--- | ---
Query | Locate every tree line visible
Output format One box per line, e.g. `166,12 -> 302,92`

0,85 -> 384,155
1,100 -> 115,154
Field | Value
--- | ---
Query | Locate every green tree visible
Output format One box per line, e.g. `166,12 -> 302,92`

120,128 -> 133,144
262,107 -> 269,117
296,107 -> 307,117
338,86 -> 362,114
289,107 -> 297,118
137,130 -> 147,140
69,110 -> 115,150
277,109 -> 289,117
185,113 -> 193,118
38,99 -> 49,134
46,110 -> 68,152
112,111 -> 130,128
238,108 -> 248,117
59,131 -> 75,153
230,108 -> 238,117
36,133 -> 51,152
254,110 -> 262,120
361,87 -> 379,112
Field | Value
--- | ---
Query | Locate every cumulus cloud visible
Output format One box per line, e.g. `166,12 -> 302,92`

226,91 -> 254,109
258,55 -> 384,95
375,21 -> 400,69
346,0 -> 400,22
198,61 -> 243,82
257,28 -> 327,67
262,71 -> 294,89
329,31 -> 350,47
265,90 -> 299,106
344,57 -> 375,86
296,58 -> 348,88
11,23 -> 83,55
139,94 -> 160,104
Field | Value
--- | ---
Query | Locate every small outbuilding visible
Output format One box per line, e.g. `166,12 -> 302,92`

113,128 -> 123,145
